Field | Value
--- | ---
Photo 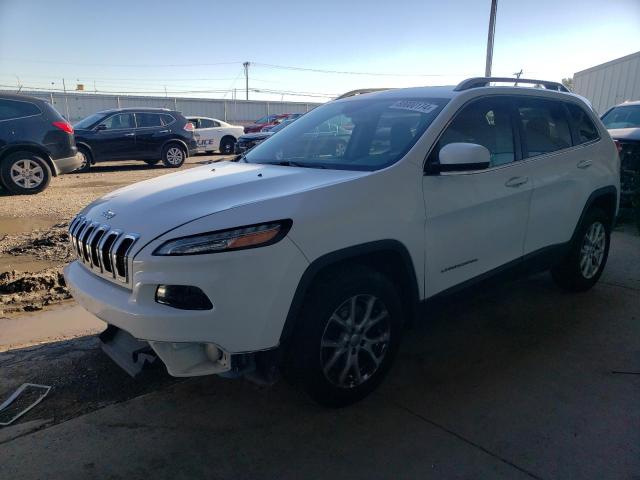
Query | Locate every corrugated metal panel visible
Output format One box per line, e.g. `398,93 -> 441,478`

2,90 -> 321,124
574,51 -> 640,114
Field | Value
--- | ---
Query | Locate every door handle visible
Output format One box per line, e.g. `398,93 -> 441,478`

505,176 -> 529,188
577,159 -> 593,169
123,132 -> 135,137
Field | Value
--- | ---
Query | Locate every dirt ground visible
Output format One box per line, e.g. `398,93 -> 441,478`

0,154 -> 231,315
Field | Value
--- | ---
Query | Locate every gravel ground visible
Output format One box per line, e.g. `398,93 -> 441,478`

0,154 -> 230,315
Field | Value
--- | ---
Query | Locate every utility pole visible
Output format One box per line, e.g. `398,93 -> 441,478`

484,0 -> 498,77
243,62 -> 250,100
513,69 -> 523,85
62,78 -> 67,93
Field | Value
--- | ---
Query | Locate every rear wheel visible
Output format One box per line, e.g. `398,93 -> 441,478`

219,137 -> 235,155
0,151 -> 52,195
551,208 -> 610,292
75,146 -> 91,173
287,265 -> 403,407
162,144 -> 186,168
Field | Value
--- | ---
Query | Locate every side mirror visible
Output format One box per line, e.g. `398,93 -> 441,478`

95,124 -> 107,131
434,142 -> 490,173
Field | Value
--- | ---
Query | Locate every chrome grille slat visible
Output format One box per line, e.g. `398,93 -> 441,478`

68,214 -> 139,284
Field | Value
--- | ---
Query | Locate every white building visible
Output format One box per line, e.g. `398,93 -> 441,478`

573,51 -> 640,114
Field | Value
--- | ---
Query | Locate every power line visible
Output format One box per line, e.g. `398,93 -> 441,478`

0,58 -> 244,68
253,62 -> 469,78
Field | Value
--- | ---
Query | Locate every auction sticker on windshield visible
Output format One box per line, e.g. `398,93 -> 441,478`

390,100 -> 439,114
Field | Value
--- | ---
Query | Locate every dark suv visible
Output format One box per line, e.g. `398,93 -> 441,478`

73,108 -> 198,171
0,93 -> 81,194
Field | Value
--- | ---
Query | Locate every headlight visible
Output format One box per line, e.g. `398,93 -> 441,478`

153,220 -> 292,256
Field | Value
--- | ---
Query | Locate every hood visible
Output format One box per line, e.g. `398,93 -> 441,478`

607,128 -> 640,142
239,132 -> 273,141
80,161 -> 367,239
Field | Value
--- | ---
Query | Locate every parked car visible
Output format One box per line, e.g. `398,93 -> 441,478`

65,77 -> 619,407
601,101 -> 640,229
73,108 -> 198,171
235,118 -> 297,154
0,93 -> 81,194
244,113 -> 298,133
186,117 -> 244,155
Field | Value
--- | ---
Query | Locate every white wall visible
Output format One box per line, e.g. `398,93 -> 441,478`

574,51 -> 640,114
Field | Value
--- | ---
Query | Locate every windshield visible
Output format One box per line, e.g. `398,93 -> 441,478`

601,105 -> 640,129
244,97 -> 448,170
270,119 -> 295,132
74,113 -> 104,129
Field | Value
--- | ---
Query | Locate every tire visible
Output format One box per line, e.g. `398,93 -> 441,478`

0,151 -> 52,195
75,146 -> 91,173
287,265 -> 403,407
162,144 -> 186,168
144,159 -> 161,166
219,137 -> 235,155
551,208 -> 611,292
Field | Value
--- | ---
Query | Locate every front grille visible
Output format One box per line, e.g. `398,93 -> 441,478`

68,215 -> 140,283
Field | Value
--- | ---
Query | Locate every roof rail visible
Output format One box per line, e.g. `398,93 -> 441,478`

335,88 -> 391,100
454,77 -> 570,93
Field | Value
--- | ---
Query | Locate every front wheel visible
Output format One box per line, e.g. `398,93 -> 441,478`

162,144 -> 186,168
551,208 -> 611,292
287,266 -> 403,407
219,137 -> 235,155
0,151 -> 52,195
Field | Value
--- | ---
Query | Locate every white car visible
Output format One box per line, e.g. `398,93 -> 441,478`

65,77 -> 619,407
187,117 -> 244,155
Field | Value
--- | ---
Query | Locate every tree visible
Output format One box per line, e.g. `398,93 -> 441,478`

562,77 -> 574,90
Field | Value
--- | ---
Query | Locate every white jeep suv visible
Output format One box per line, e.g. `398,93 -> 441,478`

65,77 -> 619,407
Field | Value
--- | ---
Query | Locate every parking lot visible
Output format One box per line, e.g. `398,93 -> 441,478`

0,218 -> 638,478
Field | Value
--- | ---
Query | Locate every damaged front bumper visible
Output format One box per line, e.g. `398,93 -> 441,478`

98,324 -> 233,378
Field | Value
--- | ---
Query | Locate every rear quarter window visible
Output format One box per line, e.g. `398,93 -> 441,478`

566,103 -> 599,144
0,99 -> 41,121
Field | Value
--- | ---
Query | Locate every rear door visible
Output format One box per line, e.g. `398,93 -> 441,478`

194,118 -> 219,152
422,96 -> 534,296
514,97 -> 597,254
91,113 -> 136,160
134,112 -> 172,159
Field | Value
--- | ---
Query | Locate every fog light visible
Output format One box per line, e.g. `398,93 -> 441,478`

155,285 -> 213,310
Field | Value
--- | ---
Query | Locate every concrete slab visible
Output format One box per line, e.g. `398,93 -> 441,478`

0,231 -> 638,479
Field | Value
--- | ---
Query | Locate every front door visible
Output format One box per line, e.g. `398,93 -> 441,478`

91,112 -> 136,161
422,96 -> 534,297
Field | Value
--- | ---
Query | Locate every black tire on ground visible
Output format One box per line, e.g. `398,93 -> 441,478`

286,265 -> 403,407
219,137 -> 236,155
161,143 -> 186,168
76,146 -> 92,173
0,151 -> 52,195
551,207 -> 611,292
144,159 -> 161,166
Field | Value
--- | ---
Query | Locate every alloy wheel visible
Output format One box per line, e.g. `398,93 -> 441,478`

320,294 -> 391,389
10,159 -> 44,189
166,147 -> 184,165
580,221 -> 606,279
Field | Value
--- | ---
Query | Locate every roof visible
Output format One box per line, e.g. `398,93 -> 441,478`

96,107 -> 174,114
611,100 -> 640,107
574,51 -> 640,77
0,92 -> 48,103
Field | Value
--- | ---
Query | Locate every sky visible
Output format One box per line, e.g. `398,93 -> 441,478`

0,0 -> 639,103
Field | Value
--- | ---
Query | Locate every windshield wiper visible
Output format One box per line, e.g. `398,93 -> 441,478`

266,160 -> 326,169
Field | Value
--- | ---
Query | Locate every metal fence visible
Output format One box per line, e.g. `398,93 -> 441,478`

4,90 -> 322,124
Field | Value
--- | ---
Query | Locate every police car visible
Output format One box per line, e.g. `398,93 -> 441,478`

187,117 -> 244,155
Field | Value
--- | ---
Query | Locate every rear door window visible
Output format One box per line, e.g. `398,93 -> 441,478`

136,113 -> 163,128
160,114 -> 175,126
199,118 -> 216,128
566,103 -> 599,144
0,99 -> 41,121
516,99 -> 572,158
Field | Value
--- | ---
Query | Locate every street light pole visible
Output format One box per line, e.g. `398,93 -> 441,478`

484,0 -> 498,77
